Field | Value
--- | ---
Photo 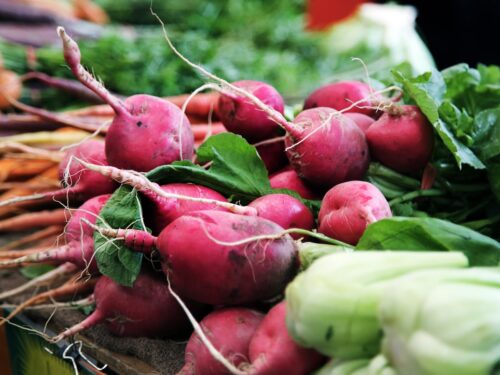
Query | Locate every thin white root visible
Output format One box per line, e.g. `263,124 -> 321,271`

0,295 -> 94,311
165,274 -> 246,375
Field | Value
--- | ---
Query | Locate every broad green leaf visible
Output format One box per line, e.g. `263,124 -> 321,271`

356,216 -> 500,266
392,69 -> 485,170
147,133 -> 271,202
473,109 -> 500,162
94,186 -> 144,287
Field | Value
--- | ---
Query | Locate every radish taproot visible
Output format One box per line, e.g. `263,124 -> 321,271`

303,81 -> 381,117
248,194 -> 314,240
0,194 -> 111,271
365,105 -> 434,174
53,271 -> 204,342
247,301 -> 326,375
179,308 -> 264,375
216,80 -> 285,142
318,181 -> 392,245
58,27 -> 194,172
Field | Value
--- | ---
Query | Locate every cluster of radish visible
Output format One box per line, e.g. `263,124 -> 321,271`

0,25 -> 435,375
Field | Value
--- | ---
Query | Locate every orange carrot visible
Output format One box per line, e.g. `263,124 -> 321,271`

0,208 -> 67,232
192,123 -> 226,141
0,158 -> 55,182
0,225 -> 63,251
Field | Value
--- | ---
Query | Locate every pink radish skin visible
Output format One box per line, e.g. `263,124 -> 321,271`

318,181 -> 392,245
58,28 -> 194,172
216,80 -> 285,142
248,194 -> 314,240
0,194 -> 110,271
179,308 -> 264,375
344,113 -> 376,133
142,183 -> 229,234
157,210 -> 298,305
269,168 -> 318,200
248,302 -> 325,375
285,108 -> 370,188
303,81 -> 380,117
256,140 -> 288,174
54,272 -> 204,341
365,105 -> 434,174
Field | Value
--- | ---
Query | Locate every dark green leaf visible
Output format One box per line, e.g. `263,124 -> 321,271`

392,69 -> 485,169
473,109 -> 500,162
94,186 -> 144,287
20,264 -> 55,279
147,133 -> 271,202
356,216 -> 500,266
488,160 -> 500,203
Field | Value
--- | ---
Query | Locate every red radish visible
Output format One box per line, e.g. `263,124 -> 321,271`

365,105 -> 434,174
255,139 -> 288,174
142,183 -> 230,234
0,194 -> 111,271
247,302 -> 325,375
216,80 -> 284,142
303,81 -> 380,117
269,168 -> 318,200
0,140 -> 116,208
157,210 -> 298,305
344,112 -> 376,133
58,27 -> 194,172
53,272 -> 204,342
318,181 -> 392,245
248,194 -> 314,240
179,308 -> 264,375
285,108 -> 370,188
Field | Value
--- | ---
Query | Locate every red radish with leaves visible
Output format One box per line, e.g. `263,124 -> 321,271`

255,139 -> 288,174
318,181 -> 392,245
0,194 -> 111,272
365,105 -> 434,174
344,112 -> 376,133
247,301 -> 325,375
57,27 -> 194,172
269,168 -> 318,200
53,272 -> 204,342
216,80 -> 285,142
303,81 -> 381,117
179,308 -> 264,375
248,194 -> 314,240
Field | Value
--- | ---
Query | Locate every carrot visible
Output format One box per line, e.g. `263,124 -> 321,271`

0,158 -> 55,182
0,225 -> 63,251
73,0 -> 109,24
0,69 -> 22,109
0,208 -> 67,232
0,180 -> 60,191
192,123 -> 226,141
0,277 -> 97,326
165,92 -> 220,117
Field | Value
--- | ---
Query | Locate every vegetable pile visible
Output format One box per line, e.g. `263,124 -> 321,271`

0,15 -> 499,375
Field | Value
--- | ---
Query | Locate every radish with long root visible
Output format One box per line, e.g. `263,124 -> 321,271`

215,80 -> 285,142
57,27 -> 194,172
91,209 -> 298,305
153,22 -> 373,188
318,181 -> 392,245
365,105 -> 434,174
53,271 -> 206,342
0,140 -> 116,209
0,194 -> 111,272
179,308 -> 264,375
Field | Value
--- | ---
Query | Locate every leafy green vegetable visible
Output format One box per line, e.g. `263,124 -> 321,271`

94,186 -> 144,287
356,217 -> 500,266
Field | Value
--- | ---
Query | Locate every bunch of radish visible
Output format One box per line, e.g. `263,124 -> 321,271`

0,22 -> 444,375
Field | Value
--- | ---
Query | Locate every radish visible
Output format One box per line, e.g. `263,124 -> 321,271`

0,194 -> 111,272
318,181 -> 392,245
247,301 -> 325,375
248,194 -> 314,240
179,308 -> 264,375
303,81 -> 381,117
0,140 -> 116,208
141,183 -> 230,234
344,112 -> 376,133
216,80 -> 285,142
53,271 -> 204,342
255,139 -> 288,174
365,105 -> 434,174
269,168 -> 318,200
57,28 -> 194,172
285,108 -> 370,188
